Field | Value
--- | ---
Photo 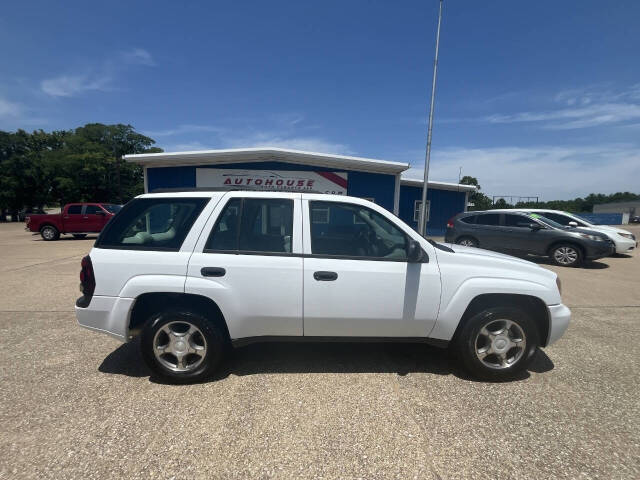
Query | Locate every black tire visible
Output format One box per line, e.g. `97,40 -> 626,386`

455,236 -> 478,248
40,225 -> 60,241
549,243 -> 583,267
141,310 -> 227,383
73,234 -> 87,239
452,306 -> 539,381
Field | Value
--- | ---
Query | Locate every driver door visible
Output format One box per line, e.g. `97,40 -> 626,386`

302,198 -> 441,337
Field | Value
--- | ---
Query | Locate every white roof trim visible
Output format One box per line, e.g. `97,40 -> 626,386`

124,147 -> 409,174
400,176 -> 478,192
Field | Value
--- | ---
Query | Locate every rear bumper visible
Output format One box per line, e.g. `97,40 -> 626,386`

75,295 -> 134,342
546,304 -> 571,346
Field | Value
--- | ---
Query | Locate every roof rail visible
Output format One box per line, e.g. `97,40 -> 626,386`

150,186 -> 326,194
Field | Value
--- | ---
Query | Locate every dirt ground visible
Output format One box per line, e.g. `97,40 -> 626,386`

1,222 -> 638,479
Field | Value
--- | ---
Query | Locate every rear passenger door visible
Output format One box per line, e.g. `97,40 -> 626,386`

63,204 -> 85,232
472,213 -> 503,250
186,193 -> 304,339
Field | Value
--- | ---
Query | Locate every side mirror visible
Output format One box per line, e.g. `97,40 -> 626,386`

568,221 -> 578,227
407,240 -> 426,263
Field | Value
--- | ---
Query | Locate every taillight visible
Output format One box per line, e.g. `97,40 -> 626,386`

446,217 -> 455,228
79,255 -> 95,299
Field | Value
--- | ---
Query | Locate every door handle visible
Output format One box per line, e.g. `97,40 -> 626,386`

201,267 -> 226,277
313,271 -> 338,281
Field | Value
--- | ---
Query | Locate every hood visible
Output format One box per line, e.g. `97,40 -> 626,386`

445,243 -> 546,267
582,224 -> 633,236
570,227 -> 612,239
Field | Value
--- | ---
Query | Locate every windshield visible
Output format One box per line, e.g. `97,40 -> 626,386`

103,204 -> 122,213
527,213 -> 564,229
568,212 -> 593,226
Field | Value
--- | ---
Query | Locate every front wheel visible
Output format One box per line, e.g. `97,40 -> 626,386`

40,225 -> 60,241
141,310 -> 227,383
453,307 -> 539,381
550,243 -> 582,267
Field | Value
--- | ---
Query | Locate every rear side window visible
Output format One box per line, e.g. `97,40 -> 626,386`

67,205 -> 82,214
459,215 -> 475,224
475,214 -> 500,226
96,197 -> 209,251
206,198 -> 294,254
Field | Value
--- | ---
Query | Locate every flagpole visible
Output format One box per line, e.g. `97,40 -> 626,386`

418,0 -> 443,236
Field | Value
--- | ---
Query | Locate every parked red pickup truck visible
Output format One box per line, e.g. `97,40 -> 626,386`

26,203 -> 122,240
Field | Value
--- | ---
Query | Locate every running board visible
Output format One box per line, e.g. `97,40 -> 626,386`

232,336 -> 449,349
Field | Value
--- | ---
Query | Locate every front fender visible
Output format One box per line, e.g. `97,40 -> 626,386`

428,276 -> 559,341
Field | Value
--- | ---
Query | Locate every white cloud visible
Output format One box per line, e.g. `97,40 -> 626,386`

121,48 -> 155,66
0,97 -> 22,117
220,131 -> 354,155
405,145 -> 640,200
145,124 -> 225,137
41,48 -> 155,97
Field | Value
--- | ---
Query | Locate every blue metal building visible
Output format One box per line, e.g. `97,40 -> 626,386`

125,148 -> 475,236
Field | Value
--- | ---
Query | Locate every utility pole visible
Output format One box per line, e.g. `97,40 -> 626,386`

418,0 -> 443,236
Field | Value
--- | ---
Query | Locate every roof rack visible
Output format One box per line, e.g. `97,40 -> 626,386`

150,186 -> 326,194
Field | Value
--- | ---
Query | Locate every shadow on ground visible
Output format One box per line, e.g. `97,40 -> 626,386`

99,338 -> 554,384
514,254 -> 609,270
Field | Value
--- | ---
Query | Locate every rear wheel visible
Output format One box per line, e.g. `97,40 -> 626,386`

73,234 -> 87,239
550,243 -> 582,267
40,225 -> 60,241
141,310 -> 227,383
453,306 -> 539,381
456,236 -> 478,248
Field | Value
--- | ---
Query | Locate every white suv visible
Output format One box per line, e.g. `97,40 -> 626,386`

75,190 -> 570,382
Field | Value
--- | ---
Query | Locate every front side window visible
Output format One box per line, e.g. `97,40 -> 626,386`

504,214 -> 529,227
96,197 -> 209,250
85,205 -> 103,215
206,198 -> 294,254
310,201 -> 407,260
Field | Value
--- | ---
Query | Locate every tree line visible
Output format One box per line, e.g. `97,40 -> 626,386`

459,176 -> 639,212
0,123 -> 162,221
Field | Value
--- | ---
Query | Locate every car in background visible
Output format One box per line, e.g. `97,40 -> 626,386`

630,215 -> 640,224
445,210 -> 614,267
26,203 -> 122,240
493,209 -> 636,255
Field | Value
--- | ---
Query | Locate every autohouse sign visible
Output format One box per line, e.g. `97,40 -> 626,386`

196,168 -> 348,195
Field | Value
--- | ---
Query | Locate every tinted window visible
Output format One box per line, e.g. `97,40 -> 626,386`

206,198 -> 293,253
459,215 -> 475,224
310,201 -> 407,260
85,205 -> 103,214
96,197 -> 209,250
504,214 -> 529,227
103,204 -> 122,213
475,214 -> 500,226
67,205 -> 82,214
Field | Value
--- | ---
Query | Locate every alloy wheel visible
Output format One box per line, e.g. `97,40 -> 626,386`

153,321 -> 207,372
474,319 -> 526,370
554,246 -> 578,265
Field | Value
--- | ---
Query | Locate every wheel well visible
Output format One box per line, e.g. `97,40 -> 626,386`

39,223 -> 57,231
128,292 -> 231,342
452,293 -> 550,347
547,241 -> 584,258
455,235 -> 478,245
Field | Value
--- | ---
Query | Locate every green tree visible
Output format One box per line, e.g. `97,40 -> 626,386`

460,175 -> 492,210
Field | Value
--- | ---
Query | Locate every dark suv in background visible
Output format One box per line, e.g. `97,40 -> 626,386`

445,211 -> 614,267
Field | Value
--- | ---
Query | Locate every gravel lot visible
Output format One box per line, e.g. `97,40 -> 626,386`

1,222 -> 639,479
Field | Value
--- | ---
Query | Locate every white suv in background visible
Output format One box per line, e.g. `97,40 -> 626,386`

75,190 -> 570,383
506,209 -> 636,255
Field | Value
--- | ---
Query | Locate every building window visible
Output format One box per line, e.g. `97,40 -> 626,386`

413,200 -> 430,222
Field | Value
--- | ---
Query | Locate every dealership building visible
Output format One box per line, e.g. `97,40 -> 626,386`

125,147 -> 476,235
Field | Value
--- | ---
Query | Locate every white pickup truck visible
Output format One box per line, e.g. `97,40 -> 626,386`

75,190 -> 570,382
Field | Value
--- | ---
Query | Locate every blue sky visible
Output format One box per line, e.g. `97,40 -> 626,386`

1,0 -> 639,200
